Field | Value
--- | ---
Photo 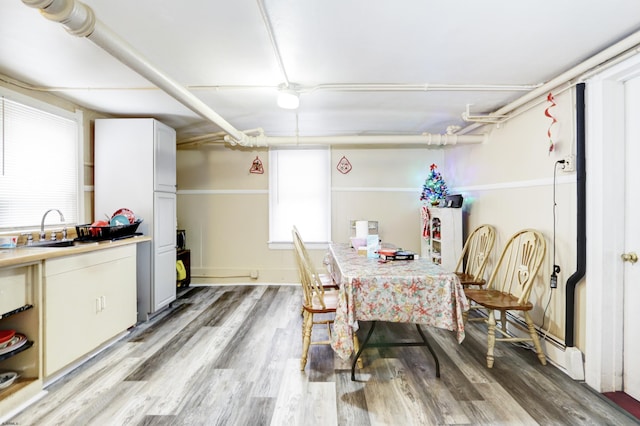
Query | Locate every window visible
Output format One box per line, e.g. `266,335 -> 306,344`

0,93 -> 81,230
269,146 -> 331,245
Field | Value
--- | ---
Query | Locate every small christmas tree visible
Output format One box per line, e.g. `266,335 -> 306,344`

420,163 -> 449,205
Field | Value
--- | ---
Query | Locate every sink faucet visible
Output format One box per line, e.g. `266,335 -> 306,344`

40,209 -> 65,241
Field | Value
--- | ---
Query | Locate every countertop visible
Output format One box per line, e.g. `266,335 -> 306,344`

0,235 -> 152,268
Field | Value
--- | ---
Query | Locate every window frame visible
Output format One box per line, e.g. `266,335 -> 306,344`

268,145 -> 331,249
0,86 -> 84,233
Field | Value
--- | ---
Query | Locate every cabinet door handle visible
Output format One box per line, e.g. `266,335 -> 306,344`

96,296 -> 107,313
621,252 -> 638,263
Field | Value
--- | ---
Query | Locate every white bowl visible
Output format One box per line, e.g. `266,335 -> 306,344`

0,371 -> 18,389
0,236 -> 18,248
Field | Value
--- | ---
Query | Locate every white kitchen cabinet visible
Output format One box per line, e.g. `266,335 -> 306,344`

420,207 -> 463,271
153,123 -> 177,192
150,191 -> 176,312
94,118 -> 177,322
43,245 -> 136,377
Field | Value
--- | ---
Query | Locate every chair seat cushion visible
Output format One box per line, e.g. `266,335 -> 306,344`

464,289 -> 533,311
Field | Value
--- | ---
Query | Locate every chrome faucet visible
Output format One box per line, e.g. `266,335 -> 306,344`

40,209 -> 65,241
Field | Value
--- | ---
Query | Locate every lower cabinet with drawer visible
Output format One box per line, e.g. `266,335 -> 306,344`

43,245 -> 137,377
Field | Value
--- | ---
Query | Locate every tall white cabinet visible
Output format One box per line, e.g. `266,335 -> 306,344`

95,118 -> 177,322
420,207 -> 463,271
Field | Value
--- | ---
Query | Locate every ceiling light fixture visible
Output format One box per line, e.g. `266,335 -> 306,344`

277,85 -> 299,109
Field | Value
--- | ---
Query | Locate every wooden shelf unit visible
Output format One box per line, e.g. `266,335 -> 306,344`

420,207 -> 463,271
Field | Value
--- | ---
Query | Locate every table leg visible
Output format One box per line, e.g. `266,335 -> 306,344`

353,334 -> 363,369
416,324 -> 440,378
351,321 -> 378,381
350,322 -> 441,381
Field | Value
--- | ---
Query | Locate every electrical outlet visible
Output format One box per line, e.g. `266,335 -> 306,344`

563,155 -> 575,172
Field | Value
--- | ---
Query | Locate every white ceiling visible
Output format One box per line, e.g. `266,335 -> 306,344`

1,1 -> 640,143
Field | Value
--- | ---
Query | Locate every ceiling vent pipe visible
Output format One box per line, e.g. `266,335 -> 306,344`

21,0 -> 247,144
223,132 -> 486,147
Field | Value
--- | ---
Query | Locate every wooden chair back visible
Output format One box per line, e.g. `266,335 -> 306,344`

455,224 -> 495,286
292,225 -> 337,287
292,226 -> 330,310
463,228 -> 547,367
292,227 -> 341,370
292,225 -> 311,265
486,229 -> 546,305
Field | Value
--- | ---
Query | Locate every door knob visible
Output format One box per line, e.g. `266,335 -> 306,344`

621,252 -> 638,263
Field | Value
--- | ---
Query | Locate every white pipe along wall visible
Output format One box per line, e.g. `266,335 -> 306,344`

22,0 -> 487,148
459,29 -> 640,133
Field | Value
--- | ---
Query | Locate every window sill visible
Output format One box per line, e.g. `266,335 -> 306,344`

268,241 -> 331,250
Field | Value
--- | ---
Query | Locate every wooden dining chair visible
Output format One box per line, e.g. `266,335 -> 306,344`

454,224 -> 495,288
292,228 -> 339,370
292,226 -> 337,289
463,229 -> 547,368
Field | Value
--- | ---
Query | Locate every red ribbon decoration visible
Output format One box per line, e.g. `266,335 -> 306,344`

545,92 -> 557,153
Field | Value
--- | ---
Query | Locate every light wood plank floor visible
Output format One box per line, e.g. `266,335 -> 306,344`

9,285 -> 639,425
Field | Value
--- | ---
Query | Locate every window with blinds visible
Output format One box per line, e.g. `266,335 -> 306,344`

0,95 -> 79,230
268,146 -> 331,245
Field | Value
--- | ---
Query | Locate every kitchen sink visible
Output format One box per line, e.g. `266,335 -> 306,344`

24,239 -> 98,248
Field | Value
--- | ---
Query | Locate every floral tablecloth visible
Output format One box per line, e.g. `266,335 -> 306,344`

328,243 -> 469,360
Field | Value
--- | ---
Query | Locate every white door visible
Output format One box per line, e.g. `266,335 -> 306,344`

153,191 -> 177,311
623,76 -> 640,401
153,120 -> 177,193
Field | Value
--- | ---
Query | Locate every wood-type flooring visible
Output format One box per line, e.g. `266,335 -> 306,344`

8,285 -> 639,425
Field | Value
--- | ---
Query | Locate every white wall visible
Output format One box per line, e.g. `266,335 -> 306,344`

443,89 -> 582,360
176,144 -> 443,283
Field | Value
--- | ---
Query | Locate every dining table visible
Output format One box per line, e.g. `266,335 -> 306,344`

327,242 -> 469,380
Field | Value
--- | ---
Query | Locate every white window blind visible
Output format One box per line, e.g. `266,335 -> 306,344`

0,96 -> 79,229
269,147 -> 331,244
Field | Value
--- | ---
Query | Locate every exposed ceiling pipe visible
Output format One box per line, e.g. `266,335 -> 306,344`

223,132 -> 486,147
22,0 -> 488,148
461,104 -> 510,124
177,128 -> 266,147
458,29 -> 640,134
178,132 -> 228,145
0,76 -> 541,95
21,0 -> 247,144
256,0 -> 291,89
305,83 -> 542,93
